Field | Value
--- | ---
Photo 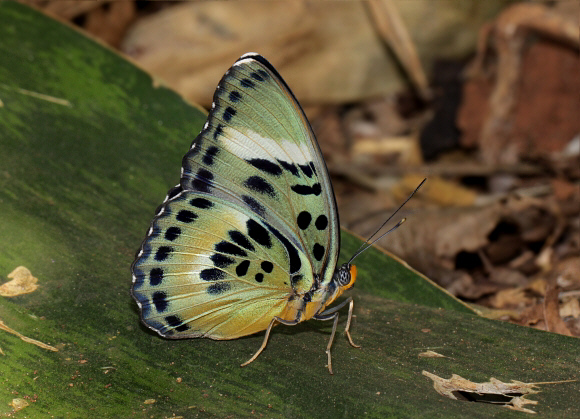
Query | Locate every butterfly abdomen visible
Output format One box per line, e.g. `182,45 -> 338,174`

303,264 -> 358,319
280,272 -> 352,324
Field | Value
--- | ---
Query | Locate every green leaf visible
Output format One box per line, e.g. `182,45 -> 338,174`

0,2 -> 578,418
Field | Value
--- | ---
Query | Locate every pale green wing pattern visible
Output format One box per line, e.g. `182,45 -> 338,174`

131,53 -> 339,339
131,191 -> 313,338
180,54 -> 339,285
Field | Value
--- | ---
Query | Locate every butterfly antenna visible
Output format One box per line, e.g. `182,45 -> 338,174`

348,178 -> 426,264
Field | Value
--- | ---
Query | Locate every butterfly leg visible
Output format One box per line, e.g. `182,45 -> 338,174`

315,297 -> 360,348
344,297 -> 361,349
240,316 -> 300,368
314,297 -> 360,374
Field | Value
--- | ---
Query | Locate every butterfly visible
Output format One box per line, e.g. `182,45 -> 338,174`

131,53 -> 418,374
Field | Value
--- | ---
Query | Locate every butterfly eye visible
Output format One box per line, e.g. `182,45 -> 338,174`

336,264 -> 351,287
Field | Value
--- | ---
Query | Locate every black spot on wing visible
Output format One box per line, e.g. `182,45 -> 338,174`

291,183 -> 321,196
251,71 -> 265,82
228,90 -> 241,102
200,268 -> 226,281
215,241 -> 247,257
165,315 -> 189,332
152,291 -> 168,312
244,176 -> 276,197
265,224 -> 301,274
190,169 -> 214,193
255,273 -> 264,283
310,162 -> 317,175
240,78 -> 255,88
257,69 -> 269,80
207,281 -> 231,295
229,231 -> 255,251
164,227 -> 181,241
213,124 -> 223,140
315,215 -> 328,230
247,158 -> 282,176
277,159 -> 299,176
155,246 -> 172,261
176,210 -> 197,223
223,106 -> 236,122
211,253 -> 235,268
261,261 -> 273,273
242,195 -> 266,217
313,243 -> 325,261
299,163 -> 313,178
297,211 -> 312,230
236,260 -> 250,277
247,219 -> 272,248
291,274 -> 304,289
202,146 -> 219,165
149,268 -> 163,286
190,198 -> 213,209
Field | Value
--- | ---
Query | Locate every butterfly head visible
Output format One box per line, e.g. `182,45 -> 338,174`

334,263 -> 357,292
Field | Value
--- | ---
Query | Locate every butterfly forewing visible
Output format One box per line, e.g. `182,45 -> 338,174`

132,53 -> 340,341
181,54 -> 339,283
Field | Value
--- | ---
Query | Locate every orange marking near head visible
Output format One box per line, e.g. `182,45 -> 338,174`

343,264 -> 357,290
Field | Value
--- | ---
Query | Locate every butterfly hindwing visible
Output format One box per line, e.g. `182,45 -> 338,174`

132,191 -> 314,338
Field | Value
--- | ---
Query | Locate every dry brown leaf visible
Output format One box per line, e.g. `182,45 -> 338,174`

377,204 -> 502,266
9,398 -> 29,412
422,371 -> 574,414
436,206 -> 503,259
461,3 -> 580,164
0,266 -> 39,297
348,202 -> 503,290
121,1 -> 397,107
490,287 -> 533,309
366,0 -> 430,100
84,1 -> 135,48
121,0 -> 507,107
